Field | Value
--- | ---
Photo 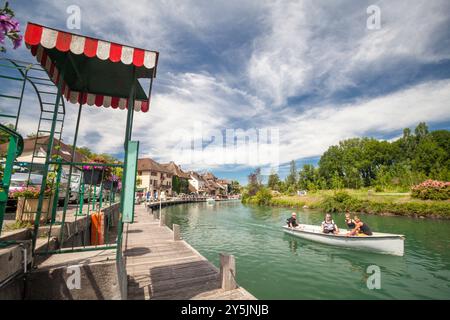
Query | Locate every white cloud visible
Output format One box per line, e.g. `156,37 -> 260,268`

277,79 -> 450,161
247,0 -> 450,106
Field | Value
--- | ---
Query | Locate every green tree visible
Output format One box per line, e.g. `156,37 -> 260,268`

298,164 -> 317,190
0,123 -> 15,145
230,180 -> 241,194
267,170 -> 280,190
285,160 -> 297,187
76,146 -> 93,159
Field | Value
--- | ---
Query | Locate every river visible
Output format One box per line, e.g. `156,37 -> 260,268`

162,200 -> 450,299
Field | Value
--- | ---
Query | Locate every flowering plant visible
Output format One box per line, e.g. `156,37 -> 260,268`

82,156 -> 112,180
9,186 -> 52,199
109,174 -> 120,182
411,179 -> 450,200
0,2 -> 22,52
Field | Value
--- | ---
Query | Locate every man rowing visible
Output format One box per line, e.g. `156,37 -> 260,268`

286,212 -> 298,228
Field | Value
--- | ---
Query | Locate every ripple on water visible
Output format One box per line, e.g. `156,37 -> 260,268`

162,202 -> 450,300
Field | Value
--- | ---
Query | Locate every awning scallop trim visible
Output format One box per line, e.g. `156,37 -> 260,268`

25,23 -> 158,69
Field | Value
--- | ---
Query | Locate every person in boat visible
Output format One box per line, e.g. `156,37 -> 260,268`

286,212 -> 298,228
322,213 -> 339,234
347,215 -> 373,236
344,212 -> 356,230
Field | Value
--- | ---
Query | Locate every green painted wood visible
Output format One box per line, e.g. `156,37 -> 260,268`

122,141 -> 139,223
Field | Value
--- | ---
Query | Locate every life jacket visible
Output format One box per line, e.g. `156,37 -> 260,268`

322,219 -> 336,230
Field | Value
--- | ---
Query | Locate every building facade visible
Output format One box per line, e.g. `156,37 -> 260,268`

137,158 -> 173,199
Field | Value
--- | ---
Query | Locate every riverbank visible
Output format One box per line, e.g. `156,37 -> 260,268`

242,189 -> 450,219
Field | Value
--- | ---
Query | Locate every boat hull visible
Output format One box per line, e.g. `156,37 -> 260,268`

283,225 -> 404,256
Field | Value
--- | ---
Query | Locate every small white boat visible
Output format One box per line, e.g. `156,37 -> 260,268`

283,224 -> 405,256
206,198 -> 215,205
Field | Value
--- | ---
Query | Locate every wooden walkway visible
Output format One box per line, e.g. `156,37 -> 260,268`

123,205 -> 255,300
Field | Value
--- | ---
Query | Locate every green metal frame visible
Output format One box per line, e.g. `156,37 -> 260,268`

0,124 -> 23,237
1,46 -> 152,265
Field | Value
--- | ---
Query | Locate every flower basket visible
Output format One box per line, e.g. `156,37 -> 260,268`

82,169 -> 103,185
15,195 -> 54,223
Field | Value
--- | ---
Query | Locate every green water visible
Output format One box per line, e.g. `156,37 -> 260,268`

162,201 -> 450,299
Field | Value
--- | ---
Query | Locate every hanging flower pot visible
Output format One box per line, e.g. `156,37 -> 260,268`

103,180 -> 113,190
103,174 -> 119,190
82,167 -> 103,185
82,156 -> 113,185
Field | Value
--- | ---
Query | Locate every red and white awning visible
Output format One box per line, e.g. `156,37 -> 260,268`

25,23 -> 158,69
24,23 -> 159,113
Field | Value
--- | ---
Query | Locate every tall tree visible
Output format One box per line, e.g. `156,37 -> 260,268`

285,160 -> 297,187
247,168 -> 262,196
267,170 -> 280,190
298,164 -> 317,190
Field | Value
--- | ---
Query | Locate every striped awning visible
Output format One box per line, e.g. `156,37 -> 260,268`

24,22 -> 159,112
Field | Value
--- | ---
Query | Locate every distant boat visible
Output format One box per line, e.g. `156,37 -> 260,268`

283,224 -> 404,256
206,198 -> 215,205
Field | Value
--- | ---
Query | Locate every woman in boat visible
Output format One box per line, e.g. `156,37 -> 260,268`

286,212 -> 299,228
321,214 -> 339,234
347,215 -> 373,236
344,212 -> 356,230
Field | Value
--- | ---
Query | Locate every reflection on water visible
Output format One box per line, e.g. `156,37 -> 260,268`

162,201 -> 450,299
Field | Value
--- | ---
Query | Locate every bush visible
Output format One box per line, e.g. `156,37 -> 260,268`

334,190 -> 351,203
411,180 -> 450,200
320,191 -> 364,213
253,187 -> 272,206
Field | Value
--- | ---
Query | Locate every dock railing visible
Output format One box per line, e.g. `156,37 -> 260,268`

27,160 -> 125,260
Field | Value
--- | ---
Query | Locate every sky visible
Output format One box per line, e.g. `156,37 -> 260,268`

1,0 -> 450,185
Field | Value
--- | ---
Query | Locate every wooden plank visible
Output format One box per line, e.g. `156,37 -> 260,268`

123,204 -> 256,300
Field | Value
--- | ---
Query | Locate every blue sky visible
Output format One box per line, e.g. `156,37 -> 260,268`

1,0 -> 450,185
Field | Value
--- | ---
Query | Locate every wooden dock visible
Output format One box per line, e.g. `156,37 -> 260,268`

123,204 -> 255,300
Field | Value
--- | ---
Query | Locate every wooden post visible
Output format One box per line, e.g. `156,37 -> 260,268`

220,253 -> 237,291
159,212 -> 165,227
173,224 -> 181,241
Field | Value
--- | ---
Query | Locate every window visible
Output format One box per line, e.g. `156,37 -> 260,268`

138,171 -> 142,176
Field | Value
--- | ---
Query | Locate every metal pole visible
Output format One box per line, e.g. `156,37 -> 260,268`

77,182 -> 85,216
117,67 -> 136,261
59,101 -> 83,247
31,66 -> 65,256
15,68 -> 28,130
159,196 -> 162,219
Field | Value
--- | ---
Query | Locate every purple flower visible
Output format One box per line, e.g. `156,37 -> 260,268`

0,13 -> 22,50
12,34 -> 21,49
109,174 -> 119,182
